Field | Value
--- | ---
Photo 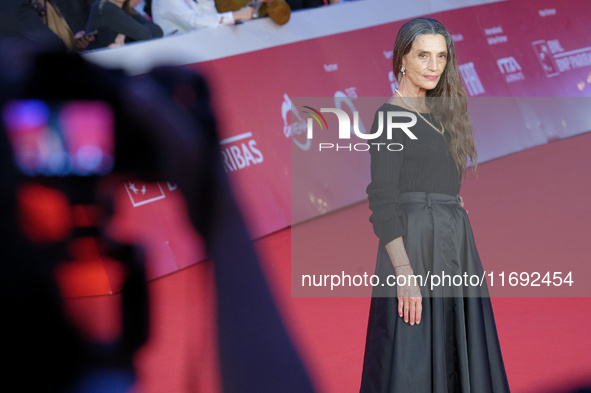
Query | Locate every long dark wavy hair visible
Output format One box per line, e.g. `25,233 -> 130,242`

392,17 -> 477,177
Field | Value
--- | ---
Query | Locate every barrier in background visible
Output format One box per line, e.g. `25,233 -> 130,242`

74,0 -> 591,296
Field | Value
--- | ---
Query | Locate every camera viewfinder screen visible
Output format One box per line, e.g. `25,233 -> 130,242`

3,100 -> 114,176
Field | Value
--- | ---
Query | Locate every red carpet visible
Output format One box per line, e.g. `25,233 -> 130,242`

65,132 -> 591,393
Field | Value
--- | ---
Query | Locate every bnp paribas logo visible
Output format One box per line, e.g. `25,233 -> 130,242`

303,106 -> 418,152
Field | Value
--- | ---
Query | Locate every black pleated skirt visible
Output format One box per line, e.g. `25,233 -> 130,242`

360,192 -> 510,393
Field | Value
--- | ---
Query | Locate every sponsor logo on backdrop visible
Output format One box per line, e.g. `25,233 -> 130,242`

345,87 -> 358,98
484,26 -> 507,45
283,94 -> 311,151
125,181 -> 178,207
538,8 -> 556,17
324,64 -> 338,72
497,57 -> 525,83
533,39 -> 591,77
451,34 -> 464,43
459,62 -> 485,96
383,50 -> 393,60
532,40 -> 559,77
219,132 -> 264,172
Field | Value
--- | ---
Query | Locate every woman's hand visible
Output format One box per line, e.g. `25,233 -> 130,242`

459,195 -> 468,214
394,264 -> 422,325
72,31 -> 94,50
108,34 -> 126,48
233,6 -> 255,21
385,237 -> 422,326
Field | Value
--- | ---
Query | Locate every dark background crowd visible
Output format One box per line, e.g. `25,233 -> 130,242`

0,0 -> 350,51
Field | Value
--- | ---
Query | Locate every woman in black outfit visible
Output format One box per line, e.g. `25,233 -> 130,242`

86,0 -> 163,50
360,18 -> 511,393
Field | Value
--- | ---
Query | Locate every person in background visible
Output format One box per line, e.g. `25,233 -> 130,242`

141,0 -> 153,18
51,0 -> 94,34
0,0 -> 66,50
32,0 -> 94,51
215,0 -> 291,26
151,0 -> 254,36
85,0 -> 163,50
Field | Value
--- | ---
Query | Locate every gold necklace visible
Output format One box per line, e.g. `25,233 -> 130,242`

394,89 -> 445,135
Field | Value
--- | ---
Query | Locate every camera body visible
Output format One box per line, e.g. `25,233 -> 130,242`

0,49 -> 182,391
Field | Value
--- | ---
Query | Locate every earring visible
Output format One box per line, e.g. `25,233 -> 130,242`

401,67 -> 405,74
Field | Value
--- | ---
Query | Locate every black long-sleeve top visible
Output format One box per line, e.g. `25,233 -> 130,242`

366,103 -> 462,245
86,1 -> 163,50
